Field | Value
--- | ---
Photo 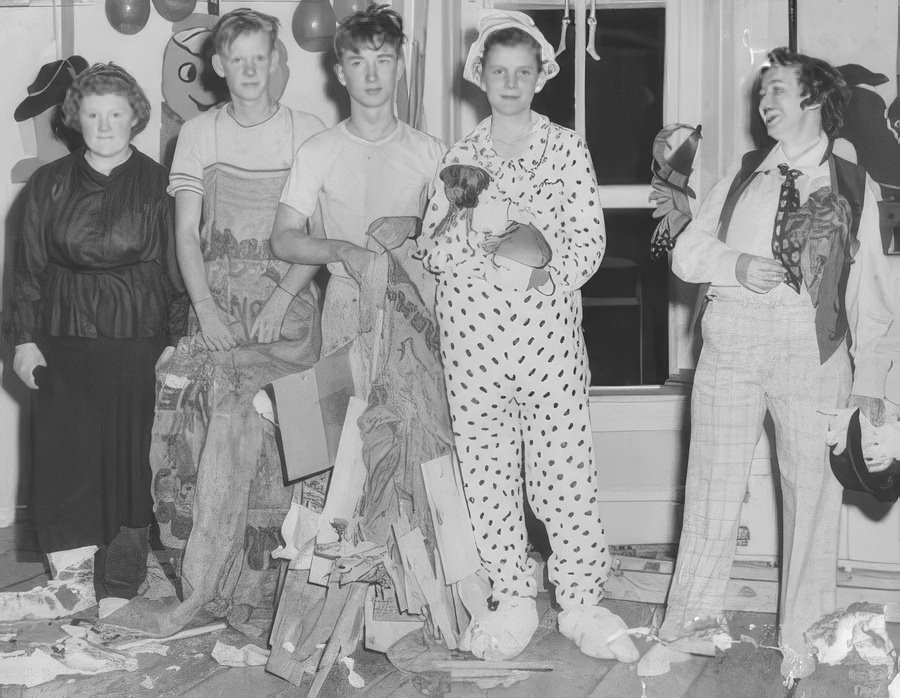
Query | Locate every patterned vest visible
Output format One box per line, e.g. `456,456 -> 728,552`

692,144 -> 867,363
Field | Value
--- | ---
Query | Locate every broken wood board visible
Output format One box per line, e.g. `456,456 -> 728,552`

364,584 -> 424,653
394,526 -> 458,649
420,454 -> 483,584
266,570 -> 328,684
267,345 -> 355,484
308,581 -> 367,698
604,556 -> 778,613
309,396 -> 368,586
606,556 -> 900,611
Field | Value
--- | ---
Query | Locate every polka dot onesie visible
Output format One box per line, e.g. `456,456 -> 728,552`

418,113 -> 611,608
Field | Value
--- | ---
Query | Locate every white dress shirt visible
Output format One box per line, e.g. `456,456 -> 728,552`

672,135 -> 897,396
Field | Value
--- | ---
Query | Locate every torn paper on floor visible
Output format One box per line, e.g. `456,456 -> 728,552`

210,640 -> 269,667
0,636 -> 138,687
806,602 -> 895,667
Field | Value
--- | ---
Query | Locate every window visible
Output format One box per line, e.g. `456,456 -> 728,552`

523,5 -> 668,386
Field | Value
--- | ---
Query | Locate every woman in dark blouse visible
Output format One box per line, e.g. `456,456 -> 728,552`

12,63 -> 184,605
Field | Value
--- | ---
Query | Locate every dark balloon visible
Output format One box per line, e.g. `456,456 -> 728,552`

106,0 -> 151,35
152,0 -> 196,23
291,0 -> 336,53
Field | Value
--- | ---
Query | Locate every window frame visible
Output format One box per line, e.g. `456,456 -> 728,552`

443,0 -> 706,390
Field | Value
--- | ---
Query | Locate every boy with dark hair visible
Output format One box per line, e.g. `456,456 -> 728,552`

650,47 -> 895,686
272,3 -> 445,355
151,8 -> 325,626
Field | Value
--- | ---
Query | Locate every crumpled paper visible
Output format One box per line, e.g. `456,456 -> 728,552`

210,640 -> 269,667
0,635 -> 139,687
805,603 -> 895,667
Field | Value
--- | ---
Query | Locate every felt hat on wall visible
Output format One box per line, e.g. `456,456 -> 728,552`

14,56 -> 89,123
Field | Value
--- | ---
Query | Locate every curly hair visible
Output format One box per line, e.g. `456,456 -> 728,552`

334,3 -> 404,61
755,46 -> 850,140
480,27 -> 542,72
60,62 -> 151,137
210,8 -> 279,56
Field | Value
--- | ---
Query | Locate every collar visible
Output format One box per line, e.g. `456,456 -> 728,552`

473,112 -> 551,174
340,118 -> 401,146
755,134 -> 831,174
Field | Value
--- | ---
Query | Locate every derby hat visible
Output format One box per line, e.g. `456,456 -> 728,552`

14,55 -> 89,122
830,408 -> 900,503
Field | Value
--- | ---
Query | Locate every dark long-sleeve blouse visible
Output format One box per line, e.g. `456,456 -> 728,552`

13,147 -> 184,345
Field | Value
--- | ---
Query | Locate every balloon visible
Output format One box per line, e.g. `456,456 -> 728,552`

332,0 -> 366,21
152,0 -> 196,23
105,0 -> 151,35
291,0 -> 337,53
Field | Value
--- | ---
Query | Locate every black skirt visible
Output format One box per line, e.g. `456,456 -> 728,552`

30,336 -> 166,553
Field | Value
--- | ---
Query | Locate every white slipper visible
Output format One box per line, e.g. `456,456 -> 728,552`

558,605 -> 640,663
461,595 -> 539,661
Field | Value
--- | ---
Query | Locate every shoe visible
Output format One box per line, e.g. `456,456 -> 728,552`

558,605 -> 640,663
461,594 -> 538,661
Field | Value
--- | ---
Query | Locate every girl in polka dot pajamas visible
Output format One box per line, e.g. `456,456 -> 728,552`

418,11 -> 638,664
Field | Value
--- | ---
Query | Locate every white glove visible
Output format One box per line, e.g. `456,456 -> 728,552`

13,342 -> 47,390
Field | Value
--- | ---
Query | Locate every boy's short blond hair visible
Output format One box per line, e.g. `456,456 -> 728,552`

211,8 -> 280,56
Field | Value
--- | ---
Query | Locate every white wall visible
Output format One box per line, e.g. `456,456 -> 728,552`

0,8 -> 59,527
0,2 -> 360,525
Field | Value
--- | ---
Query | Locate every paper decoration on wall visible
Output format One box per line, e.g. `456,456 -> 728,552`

12,56 -> 89,184
292,0 -> 336,53
160,16 -> 223,166
332,0 -> 365,21
106,0 -> 152,35
152,0 -> 197,23
648,123 -> 701,259
836,64 -> 900,254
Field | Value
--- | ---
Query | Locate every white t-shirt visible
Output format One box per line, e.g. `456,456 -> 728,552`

168,103 -> 325,196
280,119 -> 446,278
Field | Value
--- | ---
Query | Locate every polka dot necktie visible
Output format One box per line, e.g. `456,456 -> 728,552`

771,163 -> 804,293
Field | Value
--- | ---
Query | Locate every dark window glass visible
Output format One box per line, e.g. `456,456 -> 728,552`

528,8 -> 665,184
580,210 -> 669,386
526,8 -> 668,386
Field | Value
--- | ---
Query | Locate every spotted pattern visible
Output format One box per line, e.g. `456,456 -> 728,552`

420,114 -> 611,607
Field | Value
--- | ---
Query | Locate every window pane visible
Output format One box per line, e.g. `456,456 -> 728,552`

580,210 -> 669,386
528,8 -> 665,185
526,8 -> 668,386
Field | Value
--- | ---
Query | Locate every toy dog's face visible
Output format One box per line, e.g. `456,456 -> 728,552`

162,24 -> 222,120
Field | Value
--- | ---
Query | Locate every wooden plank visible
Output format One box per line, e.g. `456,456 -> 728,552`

588,655 -> 711,698
612,555 -> 779,583
309,396 -> 368,586
420,455 -> 483,584
308,582 -> 368,698
268,566 -> 304,648
266,572 -> 343,686
608,556 -> 900,611
364,585 -> 424,653
394,526 -> 459,649
432,543 -> 462,638
604,566 -> 778,613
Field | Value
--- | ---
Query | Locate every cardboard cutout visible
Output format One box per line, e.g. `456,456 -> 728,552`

159,15 -> 291,167
837,64 -> 900,254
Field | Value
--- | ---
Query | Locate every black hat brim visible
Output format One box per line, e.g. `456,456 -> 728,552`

829,409 -> 900,502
